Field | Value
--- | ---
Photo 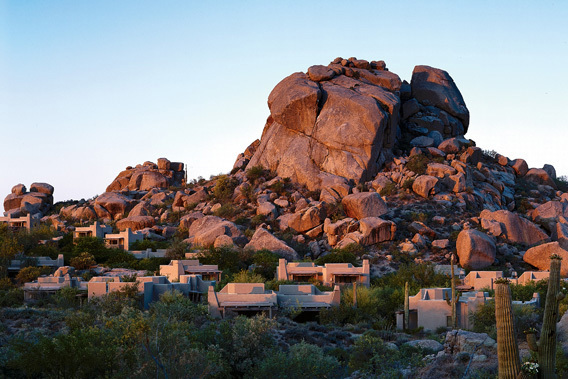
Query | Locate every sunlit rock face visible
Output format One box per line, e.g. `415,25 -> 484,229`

247,57 -> 469,190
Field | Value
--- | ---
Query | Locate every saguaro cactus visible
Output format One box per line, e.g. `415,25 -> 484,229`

526,254 -> 565,379
404,281 -> 409,330
495,278 -> 521,379
451,254 -> 458,328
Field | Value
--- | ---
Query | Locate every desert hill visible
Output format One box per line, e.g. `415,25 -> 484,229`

3,57 -> 568,275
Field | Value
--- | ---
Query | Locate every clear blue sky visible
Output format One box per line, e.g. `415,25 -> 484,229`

1,1 -> 567,203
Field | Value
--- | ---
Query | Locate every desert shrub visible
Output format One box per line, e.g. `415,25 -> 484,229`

410,211 -> 429,222
0,277 -> 14,290
253,341 -> 344,379
70,252 -> 96,270
52,286 -> 81,309
130,239 -> 168,251
373,262 -> 450,294
402,178 -> 415,191
0,288 -> 24,307
252,250 -> 280,280
406,154 -> 429,175
379,182 -> 397,196
213,175 -> 239,201
15,266 -> 50,284
315,250 -> 357,266
213,203 -> 241,219
250,214 -> 267,229
469,300 -> 542,339
215,315 -> 276,377
246,165 -> 269,184
348,331 -> 424,376
231,270 -> 265,284
165,238 -> 189,260
268,178 -> 292,196
197,246 -> 251,277
555,175 -> 568,192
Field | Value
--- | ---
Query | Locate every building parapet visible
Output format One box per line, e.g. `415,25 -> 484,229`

208,283 -> 340,318
277,259 -> 370,287
160,260 -> 221,282
9,254 -> 64,272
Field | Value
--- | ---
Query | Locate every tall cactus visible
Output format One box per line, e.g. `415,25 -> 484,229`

404,281 -> 409,331
451,254 -> 458,329
495,278 -> 521,379
526,254 -> 565,378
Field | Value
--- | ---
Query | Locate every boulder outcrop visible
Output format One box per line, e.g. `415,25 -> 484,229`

244,228 -> 299,261
246,57 -> 468,190
480,209 -> 548,246
106,158 -> 185,192
523,242 -> 568,276
3,183 -> 54,217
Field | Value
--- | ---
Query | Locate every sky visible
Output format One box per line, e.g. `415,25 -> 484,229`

1,1 -> 567,203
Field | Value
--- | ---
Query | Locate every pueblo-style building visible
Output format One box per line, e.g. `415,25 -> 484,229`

396,287 -> 540,332
73,222 -> 143,250
463,270 -> 551,291
159,260 -> 222,282
88,274 -> 213,308
0,214 -> 40,231
276,259 -> 370,287
208,283 -> 341,318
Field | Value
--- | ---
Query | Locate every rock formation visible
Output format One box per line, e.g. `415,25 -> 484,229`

247,57 -> 469,190
106,158 -> 185,192
3,183 -> 54,218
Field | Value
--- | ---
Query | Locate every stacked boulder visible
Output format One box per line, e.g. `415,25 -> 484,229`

246,57 -> 469,191
106,158 -> 185,192
3,183 -> 54,217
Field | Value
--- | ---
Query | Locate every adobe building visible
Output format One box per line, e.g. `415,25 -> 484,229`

0,214 -> 40,231
396,287 -> 540,332
463,270 -> 550,290
208,283 -> 341,318
9,254 -> 64,274
87,274 -> 212,308
160,260 -> 221,282
24,269 -> 87,301
276,259 -> 370,287
73,221 -> 113,240
103,228 -> 143,250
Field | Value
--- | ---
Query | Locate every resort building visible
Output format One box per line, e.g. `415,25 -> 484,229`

73,221 -> 113,240
9,254 -> 65,274
0,214 -> 40,231
396,287 -> 540,332
23,270 -> 87,301
276,259 -> 370,287
87,274 -> 213,308
463,270 -> 550,290
103,228 -> 143,250
160,260 -> 222,282
208,283 -> 340,318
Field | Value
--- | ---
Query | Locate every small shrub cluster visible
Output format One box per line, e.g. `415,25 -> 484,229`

406,154 -> 430,175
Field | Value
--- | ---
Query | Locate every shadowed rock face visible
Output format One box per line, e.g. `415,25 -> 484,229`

247,57 -> 469,190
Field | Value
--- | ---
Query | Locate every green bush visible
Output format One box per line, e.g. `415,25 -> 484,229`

379,182 -> 397,196
246,165 -> 269,184
70,252 -> 96,270
253,341 -> 343,379
315,250 -> 358,266
406,154 -> 430,175
0,288 -> 24,307
213,175 -> 239,201
15,266 -> 51,284
213,203 -> 242,219
252,250 -> 280,280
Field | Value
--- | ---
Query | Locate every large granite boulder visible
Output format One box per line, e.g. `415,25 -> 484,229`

523,242 -> 568,276
410,65 -> 469,133
187,215 -> 245,247
456,229 -> 496,269
341,192 -> 388,220
94,192 -> 134,220
116,215 -> 155,231
480,209 -> 548,246
244,228 -> 299,261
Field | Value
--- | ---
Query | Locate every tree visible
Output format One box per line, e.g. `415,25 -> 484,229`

70,252 -> 96,270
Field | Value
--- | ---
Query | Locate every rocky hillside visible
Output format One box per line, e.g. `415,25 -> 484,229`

4,57 -> 568,276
